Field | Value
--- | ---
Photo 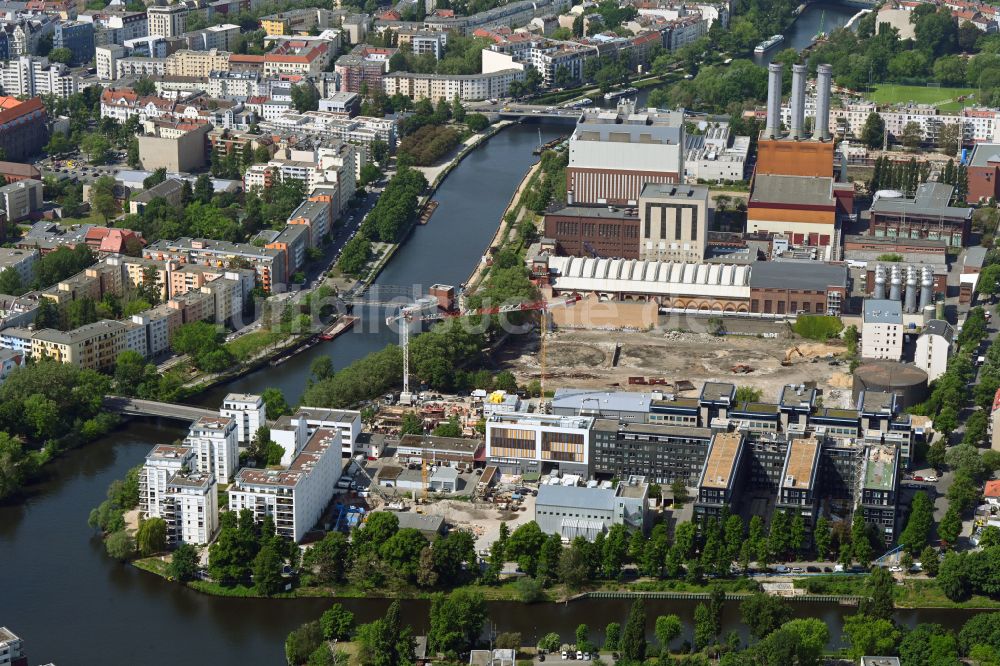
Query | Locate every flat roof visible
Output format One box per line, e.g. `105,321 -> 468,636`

780,384 -> 817,409
545,203 -> 639,220
551,388 -> 652,413
862,445 -> 897,491
700,432 -> 743,490
749,260 -> 847,291
782,438 -> 820,491
871,182 -> 971,220
168,470 -> 213,489
639,182 -> 709,200
751,174 -> 834,207
386,509 -> 445,533
397,434 -> 482,454
700,381 -> 735,404
621,423 -> 713,438
967,142 -> 1000,168
859,390 -> 896,415
536,483 -> 616,511
864,298 -> 903,324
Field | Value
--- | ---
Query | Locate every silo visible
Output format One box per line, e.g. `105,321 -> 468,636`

905,266 -> 918,313
889,266 -> 902,301
935,298 -> 945,320
919,267 -> 933,311
874,265 -> 886,300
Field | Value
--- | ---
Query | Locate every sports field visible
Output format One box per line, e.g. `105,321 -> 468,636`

868,84 -> 975,107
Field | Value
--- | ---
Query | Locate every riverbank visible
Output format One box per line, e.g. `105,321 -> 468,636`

130,555 -> 1000,611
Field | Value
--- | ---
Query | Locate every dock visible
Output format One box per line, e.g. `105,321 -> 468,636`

417,200 -> 439,225
319,315 -> 359,341
533,135 -> 567,155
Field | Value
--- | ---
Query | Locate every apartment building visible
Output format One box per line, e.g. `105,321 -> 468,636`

229,427 -> 344,541
143,237 -> 287,291
165,48 -> 231,77
335,44 -> 396,93
862,299 -> 903,361
0,627 -> 25,666
81,10 -> 148,47
53,20 -> 95,65
914,319 -> 953,382
184,23 -> 240,51
0,248 -> 37,284
774,437 -> 821,531
96,43 -> 124,79
220,392 -> 266,444
592,420 -> 713,485
271,407 -> 363,458
264,38 -> 330,77
147,3 -> 188,38
140,444 -> 218,545
263,111 -> 397,150
0,178 -> 42,223
184,415 -> 239,482
0,56 -> 79,99
30,319 -> 126,370
131,303 -> 182,357
382,67 -> 525,102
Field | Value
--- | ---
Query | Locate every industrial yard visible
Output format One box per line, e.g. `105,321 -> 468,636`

501,326 -> 855,407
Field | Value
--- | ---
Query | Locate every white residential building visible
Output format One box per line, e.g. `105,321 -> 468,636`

0,627 -> 25,666
383,66 -> 525,102
229,427 -> 344,541
0,56 -> 79,99
185,415 -> 239,482
96,44 -> 125,80
862,299 -> 904,361
220,393 -> 266,444
914,319 -> 954,382
139,443 -> 219,545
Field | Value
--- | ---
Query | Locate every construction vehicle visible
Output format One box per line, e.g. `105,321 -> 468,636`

386,295 -> 581,406
781,346 -> 804,367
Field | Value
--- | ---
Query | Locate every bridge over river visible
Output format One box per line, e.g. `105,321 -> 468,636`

104,396 -> 218,422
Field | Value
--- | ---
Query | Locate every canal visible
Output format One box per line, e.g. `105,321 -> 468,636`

0,425 -> 985,665
198,122 -> 566,407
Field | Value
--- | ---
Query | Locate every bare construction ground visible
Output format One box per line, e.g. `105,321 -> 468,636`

500,327 -> 855,408
420,496 -> 536,552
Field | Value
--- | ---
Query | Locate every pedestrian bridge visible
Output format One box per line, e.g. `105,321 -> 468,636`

104,396 -> 217,423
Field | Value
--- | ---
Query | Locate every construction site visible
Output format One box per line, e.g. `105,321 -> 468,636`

499,326 -> 856,408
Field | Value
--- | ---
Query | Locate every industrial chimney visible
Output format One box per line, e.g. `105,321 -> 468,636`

790,64 -> 807,140
765,63 -> 783,140
814,64 -> 832,141
889,265 -> 902,301
919,266 -> 933,310
874,265 -> 886,300
905,265 -> 918,313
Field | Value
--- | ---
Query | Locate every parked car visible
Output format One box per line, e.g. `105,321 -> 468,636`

576,652 -> 584,660
925,476 -> 938,482
561,652 -> 567,660
539,655 -> 545,662
913,475 -> 925,481
791,567 -> 804,573
806,565 -> 820,573
889,566 -> 903,572
823,566 -> 833,573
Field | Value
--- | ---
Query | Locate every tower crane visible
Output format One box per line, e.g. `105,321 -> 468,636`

386,295 -> 580,406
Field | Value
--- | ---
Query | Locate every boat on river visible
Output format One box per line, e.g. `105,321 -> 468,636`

603,87 -> 638,102
319,315 -> 358,341
755,34 -> 784,54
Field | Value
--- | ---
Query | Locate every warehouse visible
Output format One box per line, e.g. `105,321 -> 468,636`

394,434 -> 484,468
534,476 -> 650,540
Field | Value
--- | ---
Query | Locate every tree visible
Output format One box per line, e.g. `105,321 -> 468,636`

814,517 -> 832,559
671,479 -> 689,505
604,623 -> 621,651
920,546 -> 940,577
852,513 -> 874,567
428,589 -> 487,656
901,121 -> 923,149
168,543 -> 199,582
693,603 -> 715,651
431,415 -> 462,438
136,517 -> 167,556
496,632 -> 522,651
899,623 -> 959,666
939,504 -> 963,545
81,133 -> 112,165
843,615 -> 902,661
105,529 -> 136,561
262,387 -> 290,418
0,267 -> 22,295
291,82 -> 320,112
899,491 -> 934,554
286,620 -> 324,666
621,598 -> 647,662
320,604 -> 355,641
938,122 -> 962,156
506,521 -> 546,576
575,624 -> 592,652
938,551 -> 970,601
927,439 -> 948,471
538,632 -> 562,653
859,567 -> 895,622
735,385 -> 763,403
253,541 -> 286,596
740,592 -> 792,640
862,112 -> 886,149
90,175 -> 118,222
654,615 -> 681,656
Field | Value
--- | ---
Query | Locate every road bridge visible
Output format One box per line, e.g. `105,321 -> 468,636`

104,396 -> 217,423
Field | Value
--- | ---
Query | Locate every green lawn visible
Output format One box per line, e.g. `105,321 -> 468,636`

224,329 -> 287,362
869,84 -> 975,107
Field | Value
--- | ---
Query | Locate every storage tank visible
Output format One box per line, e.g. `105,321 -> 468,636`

873,265 -> 886,299
919,267 -> 933,311
935,298 -> 945,320
905,266 -> 917,313
852,360 -> 929,410
889,266 -> 902,301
